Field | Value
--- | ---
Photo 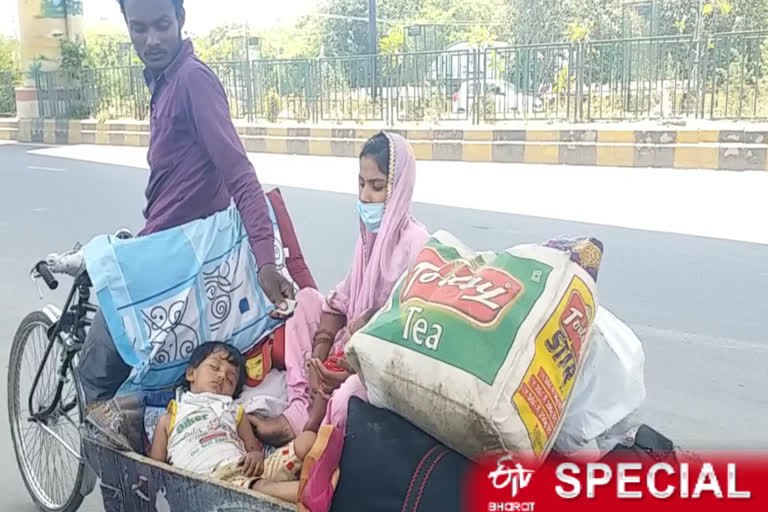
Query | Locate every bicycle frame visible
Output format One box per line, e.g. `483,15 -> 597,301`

27,272 -> 95,422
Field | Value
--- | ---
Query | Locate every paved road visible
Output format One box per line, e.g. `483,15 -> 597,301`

0,142 -> 766,510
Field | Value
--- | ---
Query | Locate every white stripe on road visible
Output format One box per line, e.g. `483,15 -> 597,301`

28,165 -> 66,172
30,145 -> 149,169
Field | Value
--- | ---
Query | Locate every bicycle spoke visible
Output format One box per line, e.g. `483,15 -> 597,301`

56,420 -> 81,460
29,328 -> 50,405
52,442 -> 66,501
22,340 -> 40,407
44,442 -> 57,501
22,345 -> 37,393
33,328 -> 46,387
59,409 -> 79,431
51,422 -> 78,500
57,426 -> 80,470
42,331 -> 56,397
31,439 -> 44,490
23,426 -> 44,466
52,442 -> 67,503
22,421 -> 43,445
41,330 -> 57,400
50,462 -> 64,503
24,436 -> 43,469
42,431 -> 53,496
44,435 -> 58,501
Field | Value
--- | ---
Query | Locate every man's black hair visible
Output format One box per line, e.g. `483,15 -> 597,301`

360,132 -> 390,176
118,0 -> 184,15
182,342 -> 247,398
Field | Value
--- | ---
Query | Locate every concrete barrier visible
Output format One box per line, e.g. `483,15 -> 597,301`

4,119 -> 768,171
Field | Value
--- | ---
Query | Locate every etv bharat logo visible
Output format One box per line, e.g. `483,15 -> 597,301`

488,455 -> 535,497
486,455 -> 537,511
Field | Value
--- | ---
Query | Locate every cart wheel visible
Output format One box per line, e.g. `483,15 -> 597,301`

8,311 -> 90,512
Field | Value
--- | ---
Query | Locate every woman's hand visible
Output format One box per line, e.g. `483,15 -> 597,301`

307,359 -> 323,397
308,358 -> 352,398
240,450 -> 265,478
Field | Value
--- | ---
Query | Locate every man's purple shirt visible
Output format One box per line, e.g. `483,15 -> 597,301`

139,39 -> 275,267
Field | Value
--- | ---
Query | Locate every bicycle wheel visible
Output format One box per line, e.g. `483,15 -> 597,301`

8,311 -> 88,512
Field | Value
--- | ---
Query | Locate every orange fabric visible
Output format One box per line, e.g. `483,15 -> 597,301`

297,425 -> 341,511
244,339 -> 273,387
271,325 -> 286,370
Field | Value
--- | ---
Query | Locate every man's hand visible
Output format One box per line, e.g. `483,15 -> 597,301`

240,450 -> 265,478
258,264 -> 296,318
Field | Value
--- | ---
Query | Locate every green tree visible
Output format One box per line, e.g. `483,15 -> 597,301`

319,0 -> 372,56
379,26 -> 406,55
0,36 -> 20,73
259,16 -> 324,59
316,0 -> 424,56
418,0 -> 515,45
0,36 -> 20,115
84,27 -> 136,68
318,0 -> 513,55
511,0 -> 622,44
57,39 -> 91,118
194,23 -> 248,62
185,15 -> 324,63
656,0 -> 768,37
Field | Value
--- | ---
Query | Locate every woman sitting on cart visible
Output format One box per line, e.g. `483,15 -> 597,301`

249,132 -> 430,446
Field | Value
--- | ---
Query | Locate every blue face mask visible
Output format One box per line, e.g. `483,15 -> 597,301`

357,200 -> 385,233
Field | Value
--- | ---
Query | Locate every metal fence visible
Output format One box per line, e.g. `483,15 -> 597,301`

31,30 -> 768,123
35,66 -> 149,120
1,71 -> 16,117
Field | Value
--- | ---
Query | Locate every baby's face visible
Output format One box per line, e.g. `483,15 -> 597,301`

187,350 -> 239,397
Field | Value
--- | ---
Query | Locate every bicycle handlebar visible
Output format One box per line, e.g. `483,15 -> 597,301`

34,261 -> 59,290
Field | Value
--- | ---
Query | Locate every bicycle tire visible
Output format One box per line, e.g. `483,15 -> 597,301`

8,311 -> 89,512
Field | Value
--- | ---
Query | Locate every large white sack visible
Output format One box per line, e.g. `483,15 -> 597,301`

553,306 -> 647,457
345,231 -> 604,465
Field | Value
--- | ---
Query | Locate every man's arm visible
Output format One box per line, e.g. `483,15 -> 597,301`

238,412 -> 264,453
185,67 -> 275,268
238,413 -> 265,477
149,414 -> 170,463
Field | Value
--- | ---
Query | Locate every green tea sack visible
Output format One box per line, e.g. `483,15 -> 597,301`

344,231 -> 604,466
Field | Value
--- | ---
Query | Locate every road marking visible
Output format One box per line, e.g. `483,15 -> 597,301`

28,165 -> 65,172
31,208 -> 49,213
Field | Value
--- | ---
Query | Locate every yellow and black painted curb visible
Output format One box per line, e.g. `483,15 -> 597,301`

2,119 -> 767,171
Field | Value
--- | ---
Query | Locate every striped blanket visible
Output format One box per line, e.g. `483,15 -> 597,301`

83,202 -> 294,392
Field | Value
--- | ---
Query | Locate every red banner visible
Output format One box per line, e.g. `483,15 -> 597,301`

465,451 -> 768,511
